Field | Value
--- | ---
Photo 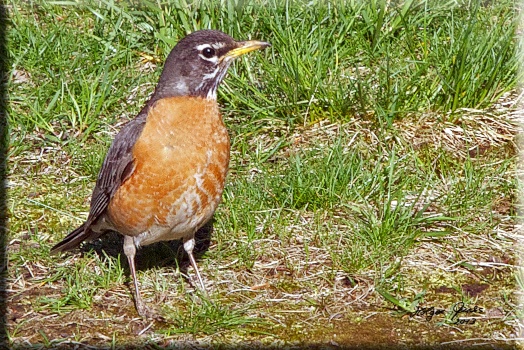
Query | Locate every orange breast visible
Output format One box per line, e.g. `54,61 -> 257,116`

107,96 -> 230,238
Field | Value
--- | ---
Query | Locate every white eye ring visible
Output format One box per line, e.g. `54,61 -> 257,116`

196,43 -> 221,63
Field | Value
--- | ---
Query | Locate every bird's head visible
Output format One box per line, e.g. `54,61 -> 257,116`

153,30 -> 270,100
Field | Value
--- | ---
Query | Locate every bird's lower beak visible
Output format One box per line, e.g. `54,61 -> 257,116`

225,40 -> 271,59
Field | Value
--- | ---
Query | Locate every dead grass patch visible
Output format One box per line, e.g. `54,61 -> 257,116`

6,92 -> 522,347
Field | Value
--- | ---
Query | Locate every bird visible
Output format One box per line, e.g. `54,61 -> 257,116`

51,29 -> 270,318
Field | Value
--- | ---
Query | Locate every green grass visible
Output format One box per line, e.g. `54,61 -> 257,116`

7,0 -> 520,137
6,0 -> 521,347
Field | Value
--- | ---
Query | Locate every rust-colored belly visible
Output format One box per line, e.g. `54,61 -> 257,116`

107,97 -> 230,243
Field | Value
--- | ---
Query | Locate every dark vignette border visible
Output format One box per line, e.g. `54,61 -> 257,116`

0,0 -> 9,347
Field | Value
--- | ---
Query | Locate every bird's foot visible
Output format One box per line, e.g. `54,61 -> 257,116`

136,302 -> 165,322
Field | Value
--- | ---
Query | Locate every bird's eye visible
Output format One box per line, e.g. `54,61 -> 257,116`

202,47 -> 215,58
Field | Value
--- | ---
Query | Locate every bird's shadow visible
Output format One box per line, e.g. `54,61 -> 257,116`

78,218 -> 214,287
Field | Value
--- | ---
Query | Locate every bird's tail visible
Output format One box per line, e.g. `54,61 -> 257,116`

50,223 -> 92,254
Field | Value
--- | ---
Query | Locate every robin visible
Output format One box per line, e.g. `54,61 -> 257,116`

51,29 -> 270,318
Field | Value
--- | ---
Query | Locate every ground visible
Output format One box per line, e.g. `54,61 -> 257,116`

6,93 -> 522,349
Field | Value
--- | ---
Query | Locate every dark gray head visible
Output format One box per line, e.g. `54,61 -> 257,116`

152,30 -> 270,101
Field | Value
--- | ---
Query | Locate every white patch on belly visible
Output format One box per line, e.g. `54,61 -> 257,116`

133,130 -> 227,248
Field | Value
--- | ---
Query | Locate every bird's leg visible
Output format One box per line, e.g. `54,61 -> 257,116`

183,236 -> 206,292
123,236 -> 149,317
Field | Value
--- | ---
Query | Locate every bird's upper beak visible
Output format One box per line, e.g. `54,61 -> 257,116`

224,40 -> 271,59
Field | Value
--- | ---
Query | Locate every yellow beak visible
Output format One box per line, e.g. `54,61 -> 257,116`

224,40 -> 271,59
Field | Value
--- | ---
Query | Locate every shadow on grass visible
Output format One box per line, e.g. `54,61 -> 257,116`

0,2 -> 9,348
79,218 -> 214,286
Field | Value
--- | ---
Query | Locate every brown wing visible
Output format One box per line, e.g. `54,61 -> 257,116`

86,112 -> 148,227
51,108 -> 149,253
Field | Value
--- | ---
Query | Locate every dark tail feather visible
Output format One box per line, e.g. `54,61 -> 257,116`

51,223 -> 93,254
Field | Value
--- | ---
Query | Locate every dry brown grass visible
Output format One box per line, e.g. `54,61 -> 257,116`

6,91 -> 523,348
